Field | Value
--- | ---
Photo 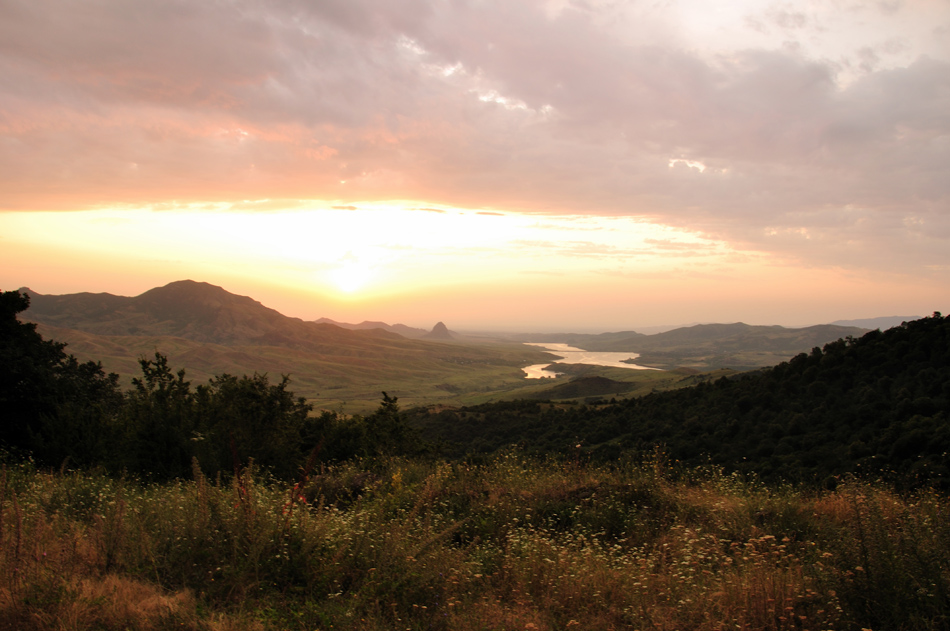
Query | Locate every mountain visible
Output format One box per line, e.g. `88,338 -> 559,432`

411,313 -> 950,486
17,281 -> 553,412
831,316 -> 921,329
573,322 -> 869,352
423,321 -> 454,340
515,322 -> 871,370
313,317 -> 429,338
21,280 -> 404,350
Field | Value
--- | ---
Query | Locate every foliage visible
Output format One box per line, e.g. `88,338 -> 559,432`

0,290 -> 124,467
412,313 -> 950,487
300,392 -> 426,464
3,289 -> 428,479
4,291 -> 950,628
1,455 -> 949,630
111,353 -> 326,480
22,280 -> 558,414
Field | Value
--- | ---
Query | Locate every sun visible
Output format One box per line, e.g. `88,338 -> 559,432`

328,259 -> 374,294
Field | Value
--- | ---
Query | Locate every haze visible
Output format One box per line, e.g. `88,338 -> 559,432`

2,0 -> 948,331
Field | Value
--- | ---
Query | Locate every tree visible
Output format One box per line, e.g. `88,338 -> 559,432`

194,372 -> 312,479
121,353 -> 196,478
364,392 -> 416,457
0,290 -> 122,465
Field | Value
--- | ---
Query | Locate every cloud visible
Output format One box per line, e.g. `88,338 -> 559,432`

0,0 -> 948,278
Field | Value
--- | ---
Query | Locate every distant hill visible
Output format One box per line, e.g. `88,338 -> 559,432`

412,313 -> 950,486
568,322 -> 868,352
21,280 -> 405,350
831,315 -> 921,329
423,321 -> 455,340
515,330 -> 647,347
314,317 -> 429,338
17,281 -> 553,411
515,322 -> 870,370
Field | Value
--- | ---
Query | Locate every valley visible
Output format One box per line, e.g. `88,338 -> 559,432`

21,282 -> 553,413
4,282 -> 948,631
20,280 -> 894,412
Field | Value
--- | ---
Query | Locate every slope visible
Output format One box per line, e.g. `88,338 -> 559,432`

517,322 -> 871,370
412,313 -> 950,486
20,281 -> 554,412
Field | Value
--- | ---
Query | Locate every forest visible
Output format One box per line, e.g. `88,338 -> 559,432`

410,312 -> 950,489
1,288 -> 949,630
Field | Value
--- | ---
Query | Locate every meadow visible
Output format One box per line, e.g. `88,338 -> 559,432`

5,293 -> 948,629
2,453 -> 948,631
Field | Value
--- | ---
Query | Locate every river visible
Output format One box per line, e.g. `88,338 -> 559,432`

522,343 -> 657,379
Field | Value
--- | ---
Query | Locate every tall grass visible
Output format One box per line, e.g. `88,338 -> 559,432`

1,454 -> 948,630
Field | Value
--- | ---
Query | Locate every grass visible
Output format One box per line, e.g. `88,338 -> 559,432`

31,323 -> 730,414
33,323 -> 565,414
2,454 -> 948,630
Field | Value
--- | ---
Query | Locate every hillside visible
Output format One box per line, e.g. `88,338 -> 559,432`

7,453 -> 949,631
411,313 -> 950,486
833,315 -> 922,329
4,288 -> 948,631
19,281 -> 554,411
314,317 -> 429,338
23,280 -> 402,349
423,321 -> 455,340
516,322 -> 871,370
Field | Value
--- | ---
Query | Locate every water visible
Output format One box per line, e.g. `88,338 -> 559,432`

522,343 -> 657,379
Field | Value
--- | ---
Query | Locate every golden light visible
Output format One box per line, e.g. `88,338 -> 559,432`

327,256 -> 376,294
6,200 -> 906,330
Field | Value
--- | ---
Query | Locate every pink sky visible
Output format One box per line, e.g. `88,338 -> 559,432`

1,0 -> 948,330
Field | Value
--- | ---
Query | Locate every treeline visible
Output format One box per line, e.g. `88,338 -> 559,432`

410,313 -> 950,487
1,290 -> 419,479
6,283 -> 950,488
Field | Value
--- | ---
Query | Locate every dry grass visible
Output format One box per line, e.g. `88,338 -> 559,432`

0,456 -> 947,630
0,503 -> 204,631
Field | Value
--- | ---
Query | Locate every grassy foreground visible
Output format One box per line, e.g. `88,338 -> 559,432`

1,454 -> 948,631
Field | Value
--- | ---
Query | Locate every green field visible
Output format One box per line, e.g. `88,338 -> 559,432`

34,322 -> 573,413
33,323 -> 733,415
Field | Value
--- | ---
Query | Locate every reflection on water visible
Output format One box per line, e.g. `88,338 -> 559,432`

523,364 -> 563,379
522,343 -> 656,379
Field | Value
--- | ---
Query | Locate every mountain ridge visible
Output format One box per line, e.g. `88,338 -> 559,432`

15,280 -> 554,412
831,315 -> 922,329
512,321 -> 872,370
21,280 -> 407,350
411,313 -> 950,485
314,317 -> 429,338
424,321 -> 454,340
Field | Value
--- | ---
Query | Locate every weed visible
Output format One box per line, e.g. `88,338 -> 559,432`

0,456 -> 947,630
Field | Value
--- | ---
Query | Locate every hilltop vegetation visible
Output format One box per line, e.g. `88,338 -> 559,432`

2,289 -> 427,479
20,281 -> 554,412
6,284 -> 949,487
19,281 -> 879,412
2,454 -> 950,631
412,313 -> 950,488
3,287 -> 950,630
517,321 -> 872,370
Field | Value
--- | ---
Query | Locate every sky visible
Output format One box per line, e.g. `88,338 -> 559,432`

1,0 -> 948,331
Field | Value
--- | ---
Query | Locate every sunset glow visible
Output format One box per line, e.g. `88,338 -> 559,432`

2,0 -> 948,330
